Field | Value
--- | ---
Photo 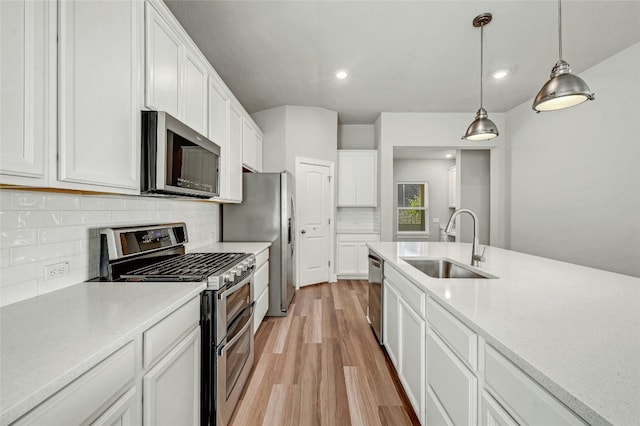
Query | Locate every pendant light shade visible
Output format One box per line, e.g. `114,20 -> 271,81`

463,13 -> 498,141
532,0 -> 594,112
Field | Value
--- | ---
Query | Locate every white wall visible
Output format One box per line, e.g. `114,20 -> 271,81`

252,106 -> 287,172
338,124 -> 374,149
0,190 -> 220,306
378,112 -> 507,246
252,105 -> 338,174
459,150 -> 490,244
393,158 -> 455,242
506,42 -> 640,277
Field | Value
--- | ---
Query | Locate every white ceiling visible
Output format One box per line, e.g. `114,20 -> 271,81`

165,1 -> 640,124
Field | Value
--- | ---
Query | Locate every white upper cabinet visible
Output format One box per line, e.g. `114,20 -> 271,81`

145,2 -> 180,117
0,0 -> 52,186
448,165 -> 457,208
57,0 -> 142,192
242,118 -> 263,172
228,104 -> 243,202
145,1 -> 207,136
337,150 -> 377,207
209,78 -> 230,200
182,49 -> 208,135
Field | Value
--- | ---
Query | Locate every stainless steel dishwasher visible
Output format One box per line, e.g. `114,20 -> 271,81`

368,251 -> 383,344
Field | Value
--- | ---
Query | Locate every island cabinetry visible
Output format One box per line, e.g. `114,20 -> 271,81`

425,297 -> 478,426
483,344 -> 585,426
382,263 -> 426,423
253,247 -> 270,333
337,150 -> 377,207
336,234 -> 380,278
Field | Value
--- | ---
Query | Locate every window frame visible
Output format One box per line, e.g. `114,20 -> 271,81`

396,181 -> 429,236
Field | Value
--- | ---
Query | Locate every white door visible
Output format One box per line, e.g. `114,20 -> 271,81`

297,160 -> 333,287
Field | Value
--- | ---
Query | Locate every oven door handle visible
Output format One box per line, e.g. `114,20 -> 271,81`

218,272 -> 253,300
218,303 -> 255,357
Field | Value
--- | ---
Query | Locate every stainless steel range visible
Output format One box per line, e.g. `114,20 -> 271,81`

99,223 -> 255,426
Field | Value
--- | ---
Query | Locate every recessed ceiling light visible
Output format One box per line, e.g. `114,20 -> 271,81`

336,70 -> 348,80
492,69 -> 509,79
445,154 -> 453,158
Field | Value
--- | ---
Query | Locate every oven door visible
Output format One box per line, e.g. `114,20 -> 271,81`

216,273 -> 253,346
216,302 -> 254,426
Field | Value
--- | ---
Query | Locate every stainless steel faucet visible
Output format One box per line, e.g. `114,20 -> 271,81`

444,208 -> 486,267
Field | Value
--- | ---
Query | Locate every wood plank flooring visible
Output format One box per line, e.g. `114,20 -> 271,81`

230,280 -> 420,426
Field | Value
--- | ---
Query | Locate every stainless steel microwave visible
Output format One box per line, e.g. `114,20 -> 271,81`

141,111 -> 220,198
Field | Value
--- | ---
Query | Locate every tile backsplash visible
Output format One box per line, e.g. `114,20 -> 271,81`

0,189 -> 220,306
336,207 -> 380,233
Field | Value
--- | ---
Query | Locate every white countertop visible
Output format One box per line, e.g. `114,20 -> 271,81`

190,241 -> 271,255
0,281 -> 205,425
367,242 -> 640,426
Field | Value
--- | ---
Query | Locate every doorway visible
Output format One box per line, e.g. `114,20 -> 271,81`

295,157 -> 335,287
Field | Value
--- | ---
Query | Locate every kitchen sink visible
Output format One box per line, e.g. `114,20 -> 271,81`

401,258 -> 497,279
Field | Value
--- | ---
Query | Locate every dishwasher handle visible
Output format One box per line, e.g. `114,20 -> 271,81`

368,254 -> 381,269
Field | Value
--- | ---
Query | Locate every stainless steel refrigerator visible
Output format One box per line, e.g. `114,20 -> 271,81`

221,171 -> 296,316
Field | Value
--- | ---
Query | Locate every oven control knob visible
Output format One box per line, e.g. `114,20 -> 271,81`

224,272 -> 234,283
241,261 -> 248,271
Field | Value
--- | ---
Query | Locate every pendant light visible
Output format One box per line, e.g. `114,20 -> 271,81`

532,0 -> 594,112
463,13 -> 498,141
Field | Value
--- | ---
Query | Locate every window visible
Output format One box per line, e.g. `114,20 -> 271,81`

397,182 -> 429,234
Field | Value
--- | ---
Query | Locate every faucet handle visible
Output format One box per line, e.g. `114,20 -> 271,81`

473,245 -> 487,263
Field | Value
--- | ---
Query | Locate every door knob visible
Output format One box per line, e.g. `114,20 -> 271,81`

301,230 -> 306,234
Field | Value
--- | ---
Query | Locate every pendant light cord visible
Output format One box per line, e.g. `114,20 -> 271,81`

558,0 -> 563,60
480,24 -> 484,109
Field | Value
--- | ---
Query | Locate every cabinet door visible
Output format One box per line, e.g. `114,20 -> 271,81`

427,328 -> 477,426
337,242 -> 358,274
355,152 -> 377,206
58,0 -> 141,191
92,387 -> 137,426
143,327 -> 200,426
399,298 -> 425,423
228,104 -> 243,202
481,391 -> 518,426
145,3 -> 180,117
337,152 -> 357,206
0,0 -> 51,186
254,131 -> 263,172
356,243 -> 370,274
448,166 -> 457,208
383,279 -> 400,368
182,49 -> 207,135
242,118 -> 254,170
208,79 -> 229,199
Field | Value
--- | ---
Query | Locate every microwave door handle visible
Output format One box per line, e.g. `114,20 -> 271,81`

218,304 -> 255,357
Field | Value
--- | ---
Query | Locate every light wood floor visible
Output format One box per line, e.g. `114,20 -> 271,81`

229,280 -> 420,426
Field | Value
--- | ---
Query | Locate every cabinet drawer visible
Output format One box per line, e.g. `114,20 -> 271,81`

427,329 -> 477,426
427,297 -> 477,370
484,344 -> 585,426
254,261 -> 269,300
255,248 -> 269,269
384,265 -> 425,317
143,296 -> 199,369
15,342 -> 135,425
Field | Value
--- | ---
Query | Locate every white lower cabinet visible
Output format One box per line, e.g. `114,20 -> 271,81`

143,327 -> 200,426
336,234 -> 379,277
427,328 -> 477,426
253,248 -> 270,333
14,342 -> 136,425
14,296 -> 201,426
382,264 -> 425,423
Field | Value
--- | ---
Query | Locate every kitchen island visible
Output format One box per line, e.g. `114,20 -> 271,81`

367,241 -> 639,426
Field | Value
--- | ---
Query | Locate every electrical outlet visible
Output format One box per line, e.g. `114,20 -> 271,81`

44,262 -> 70,281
